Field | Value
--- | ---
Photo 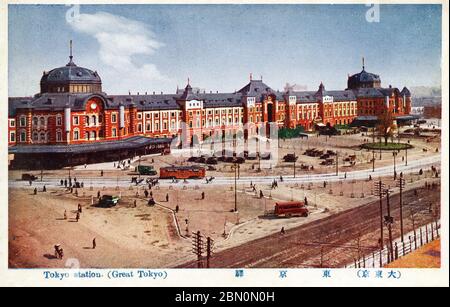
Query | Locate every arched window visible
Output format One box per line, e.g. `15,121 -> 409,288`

56,130 -> 62,142
85,116 -> 90,126
20,131 -> 26,142
39,132 -> 46,142
73,129 -> 79,140
40,117 -> 45,126
92,115 -> 97,125
90,131 -> 96,140
33,132 -> 38,142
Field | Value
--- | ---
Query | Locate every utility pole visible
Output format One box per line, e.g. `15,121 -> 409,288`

335,151 -> 339,176
232,163 -> 238,212
192,231 -> 204,268
405,147 -> 408,166
396,173 -> 406,242
373,180 -> 386,266
372,151 -> 375,172
206,237 -> 214,268
293,152 -> 296,178
393,152 -> 397,179
385,188 -> 394,263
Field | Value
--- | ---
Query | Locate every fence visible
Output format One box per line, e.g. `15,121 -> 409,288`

346,220 -> 441,268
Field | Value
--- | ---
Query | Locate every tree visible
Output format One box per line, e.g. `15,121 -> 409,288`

376,109 -> 396,145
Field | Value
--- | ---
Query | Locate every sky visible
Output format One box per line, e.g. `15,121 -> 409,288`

8,4 -> 442,97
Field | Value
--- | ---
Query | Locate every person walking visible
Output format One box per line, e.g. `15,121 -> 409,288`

76,211 -> 80,222
78,204 -> 82,213
175,205 -> 179,213
166,193 -> 169,202
280,227 -> 285,235
201,192 -> 205,200
34,187 -> 37,195
92,238 -> 96,249
63,210 -> 67,220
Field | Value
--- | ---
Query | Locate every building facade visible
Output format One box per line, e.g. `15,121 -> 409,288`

8,52 -> 412,148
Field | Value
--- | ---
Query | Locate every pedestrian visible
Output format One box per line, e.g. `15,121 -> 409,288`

259,190 -> 264,199
201,192 -> 205,200
84,163 -> 87,168
63,210 -> 67,220
150,191 -> 153,198
92,238 -> 96,249
33,187 -> 37,195
43,185 -> 46,192
100,170 -> 104,177
76,211 -> 80,222
64,179 -> 67,188
97,191 -> 101,198
29,180 -> 32,186
280,227 -> 285,235
166,193 -> 169,202
175,205 -> 179,213
144,190 -> 149,198
304,197 -> 308,206
78,204 -> 82,213
344,172 -> 347,179
60,179 -> 63,186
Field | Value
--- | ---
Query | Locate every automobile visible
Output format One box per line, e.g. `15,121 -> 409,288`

137,165 -> 157,176
283,154 -> 298,162
234,157 -> 246,164
206,157 -> 218,165
320,159 -> 334,166
21,173 -> 38,181
187,156 -> 198,162
98,195 -> 120,208
195,157 -> 207,164
225,157 -> 235,163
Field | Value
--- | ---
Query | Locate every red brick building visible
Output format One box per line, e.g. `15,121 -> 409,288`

8,50 -> 412,167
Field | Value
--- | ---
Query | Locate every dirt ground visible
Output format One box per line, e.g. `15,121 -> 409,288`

8,121 -> 442,268
8,170 -> 440,268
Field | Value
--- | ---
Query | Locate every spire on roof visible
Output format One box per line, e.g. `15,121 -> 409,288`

250,73 -> 253,81
66,39 -> 76,67
362,57 -> 365,71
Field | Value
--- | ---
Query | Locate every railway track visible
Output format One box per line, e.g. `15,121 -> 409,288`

179,184 -> 440,268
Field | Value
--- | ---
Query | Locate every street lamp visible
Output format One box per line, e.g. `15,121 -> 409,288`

231,163 -> 240,212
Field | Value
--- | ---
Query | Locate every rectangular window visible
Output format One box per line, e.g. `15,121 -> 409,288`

111,113 -> 117,123
112,128 -> 117,137
20,117 -> 26,127
56,116 -> 62,126
10,132 -> 15,142
10,119 -> 15,127
73,116 -> 79,125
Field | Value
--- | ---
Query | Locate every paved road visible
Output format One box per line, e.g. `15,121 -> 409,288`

9,155 -> 440,189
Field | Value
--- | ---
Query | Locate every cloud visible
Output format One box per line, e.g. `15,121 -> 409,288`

67,11 -> 169,83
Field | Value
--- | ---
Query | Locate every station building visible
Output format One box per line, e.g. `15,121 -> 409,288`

8,46 -> 412,168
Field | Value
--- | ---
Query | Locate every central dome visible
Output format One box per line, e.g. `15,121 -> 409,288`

40,42 -> 102,94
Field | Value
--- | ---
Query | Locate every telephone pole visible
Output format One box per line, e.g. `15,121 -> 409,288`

192,231 -> 204,268
373,180 -> 386,266
206,237 -> 214,268
335,151 -> 339,176
385,188 -> 394,262
396,173 -> 406,242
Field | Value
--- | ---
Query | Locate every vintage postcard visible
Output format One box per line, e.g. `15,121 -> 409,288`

1,0 -> 448,289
